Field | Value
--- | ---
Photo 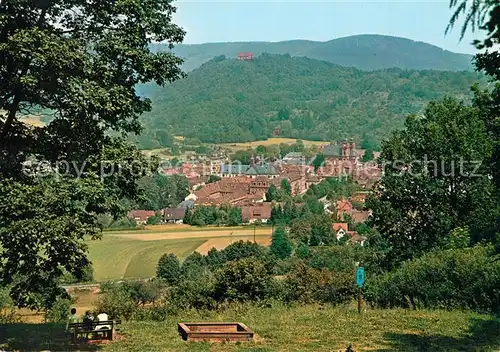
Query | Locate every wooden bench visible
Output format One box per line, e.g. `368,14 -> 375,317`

67,320 -> 121,342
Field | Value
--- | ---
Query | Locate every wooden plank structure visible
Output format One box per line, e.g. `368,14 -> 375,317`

67,320 -> 121,342
178,322 -> 254,342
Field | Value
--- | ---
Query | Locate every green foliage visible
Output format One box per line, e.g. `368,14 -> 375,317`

313,153 -> 326,171
146,213 -> 162,225
140,54 -> 483,145
137,174 -> 189,211
270,227 -> 293,259
280,179 -> 292,195
0,287 -> 20,324
157,253 -> 182,285
306,177 -> 361,200
365,245 -> 500,313
367,97 -> 499,266
265,184 -> 278,202
207,175 -> 221,183
60,262 -> 94,284
361,149 -> 375,162
296,242 -> 312,259
45,298 -> 72,323
284,262 -> 354,304
185,204 -> 242,226
0,0 -> 185,309
213,258 -> 272,302
95,286 -> 137,321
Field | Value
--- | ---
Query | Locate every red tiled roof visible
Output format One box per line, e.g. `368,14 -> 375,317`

127,210 -> 156,222
332,222 -> 349,232
241,203 -> 272,222
336,198 -> 353,212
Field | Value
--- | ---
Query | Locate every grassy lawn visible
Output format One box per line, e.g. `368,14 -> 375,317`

87,236 -> 205,281
88,225 -> 273,281
2,305 -> 499,351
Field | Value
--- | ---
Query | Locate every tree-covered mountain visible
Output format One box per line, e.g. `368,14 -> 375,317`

150,34 -> 474,72
136,54 -> 484,147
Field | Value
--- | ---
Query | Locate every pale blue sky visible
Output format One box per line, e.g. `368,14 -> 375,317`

173,0 -> 483,54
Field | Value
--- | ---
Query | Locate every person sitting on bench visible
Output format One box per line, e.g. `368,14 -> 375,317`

94,312 -> 111,331
65,308 -> 79,331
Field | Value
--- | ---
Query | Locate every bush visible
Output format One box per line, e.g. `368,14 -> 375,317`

95,286 -> 136,320
364,245 -> 500,313
45,297 -> 72,323
60,262 -> 94,284
169,274 -> 218,311
270,226 -> 293,259
0,287 -> 20,324
121,280 -> 163,306
182,252 -> 206,279
221,241 -> 268,263
284,262 -> 355,304
214,258 -> 272,302
157,253 -> 182,284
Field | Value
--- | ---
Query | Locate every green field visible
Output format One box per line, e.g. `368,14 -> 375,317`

87,225 -> 273,281
3,304 -> 499,351
87,236 -> 204,281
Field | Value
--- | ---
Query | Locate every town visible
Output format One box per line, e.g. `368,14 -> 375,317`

128,140 -> 381,245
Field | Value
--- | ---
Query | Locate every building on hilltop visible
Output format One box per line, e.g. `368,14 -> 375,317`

237,52 -> 254,61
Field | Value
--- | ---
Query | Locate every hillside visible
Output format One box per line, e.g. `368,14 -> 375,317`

150,34 -> 474,72
136,54 -> 483,146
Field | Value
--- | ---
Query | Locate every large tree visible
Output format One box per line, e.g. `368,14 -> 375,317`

367,97 -> 499,266
0,0 -> 185,308
448,0 -> 500,188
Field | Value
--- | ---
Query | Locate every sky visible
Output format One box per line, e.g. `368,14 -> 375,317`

173,0 -> 485,54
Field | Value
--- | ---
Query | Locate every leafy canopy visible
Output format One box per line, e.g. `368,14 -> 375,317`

0,0 -> 185,308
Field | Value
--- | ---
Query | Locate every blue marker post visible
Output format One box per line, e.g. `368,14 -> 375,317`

356,266 -> 365,314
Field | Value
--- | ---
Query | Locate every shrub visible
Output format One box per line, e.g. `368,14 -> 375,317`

214,258 -> 272,302
0,287 -> 20,324
284,262 -> 355,304
60,262 -> 94,284
45,297 -> 72,323
157,253 -> 182,284
364,245 -> 500,313
146,213 -> 162,225
169,274 -> 218,311
270,226 -> 293,259
121,280 -> 163,306
95,286 -> 136,320
221,241 -> 268,263
296,242 -> 311,259
182,252 -> 207,279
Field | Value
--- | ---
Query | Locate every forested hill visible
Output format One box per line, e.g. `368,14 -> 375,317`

151,34 -> 474,72
137,54 -> 483,147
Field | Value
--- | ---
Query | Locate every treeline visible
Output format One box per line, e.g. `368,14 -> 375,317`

184,205 -> 242,226
138,54 -> 484,147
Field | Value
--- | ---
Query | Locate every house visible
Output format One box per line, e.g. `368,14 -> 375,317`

127,210 -> 156,224
348,232 -> 367,246
282,152 -> 306,165
219,163 -> 277,178
348,210 -> 372,224
333,222 -> 349,240
350,191 -> 369,204
332,222 -> 367,245
336,198 -> 353,217
241,203 -> 272,223
237,52 -> 254,60
163,208 -> 186,224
